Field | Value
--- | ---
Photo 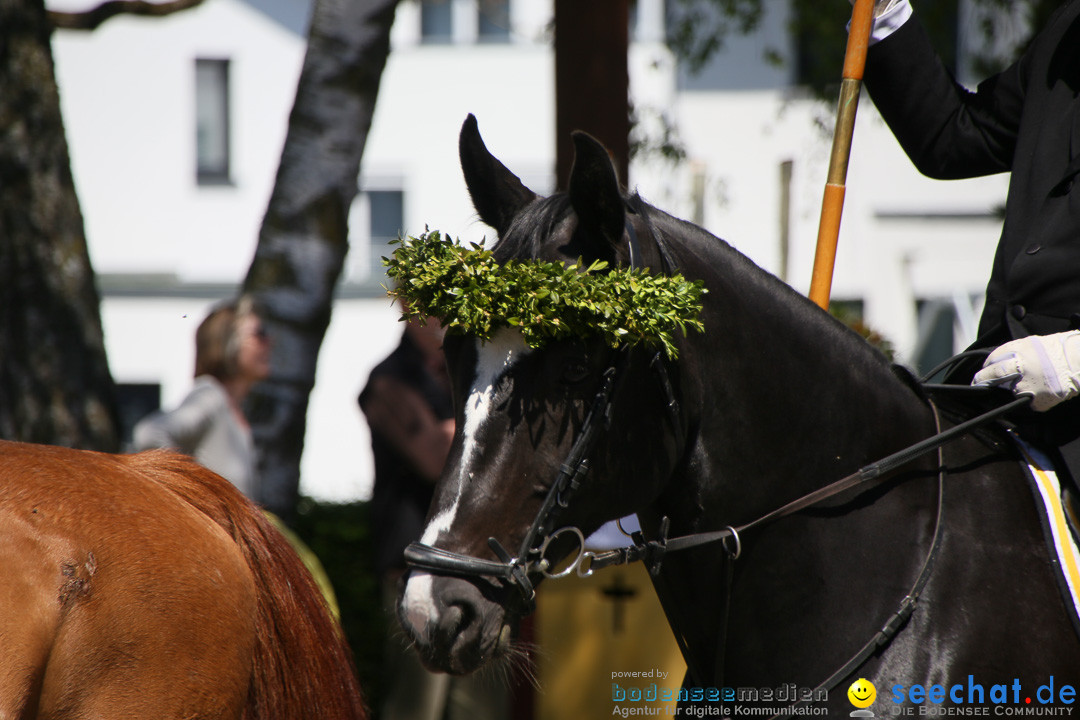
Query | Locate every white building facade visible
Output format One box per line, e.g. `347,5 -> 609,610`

48,0 -> 1010,502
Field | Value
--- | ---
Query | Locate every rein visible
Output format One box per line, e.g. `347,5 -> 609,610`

583,393 -> 1030,577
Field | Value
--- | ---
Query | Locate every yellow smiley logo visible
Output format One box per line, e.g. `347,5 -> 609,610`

847,678 -> 876,709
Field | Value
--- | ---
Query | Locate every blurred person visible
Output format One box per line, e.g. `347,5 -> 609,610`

360,313 -> 509,720
133,295 -> 271,499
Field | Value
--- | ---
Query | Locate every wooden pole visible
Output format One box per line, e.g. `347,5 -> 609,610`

808,0 -> 875,310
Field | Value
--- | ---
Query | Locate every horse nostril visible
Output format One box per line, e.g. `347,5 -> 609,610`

441,600 -> 473,637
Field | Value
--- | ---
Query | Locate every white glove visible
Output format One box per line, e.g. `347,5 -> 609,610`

847,0 -> 912,45
972,331 -> 1080,412
848,0 -> 905,18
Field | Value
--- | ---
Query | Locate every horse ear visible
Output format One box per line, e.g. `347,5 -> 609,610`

459,114 -> 537,236
569,131 -> 625,249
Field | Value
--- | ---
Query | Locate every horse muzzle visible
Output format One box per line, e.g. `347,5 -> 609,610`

398,569 -> 514,674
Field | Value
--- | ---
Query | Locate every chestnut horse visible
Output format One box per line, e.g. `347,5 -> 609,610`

0,440 -> 366,719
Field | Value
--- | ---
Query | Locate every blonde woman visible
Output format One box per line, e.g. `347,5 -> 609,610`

133,296 -> 271,498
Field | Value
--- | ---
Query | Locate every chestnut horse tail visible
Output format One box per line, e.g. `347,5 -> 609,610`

126,450 -> 368,720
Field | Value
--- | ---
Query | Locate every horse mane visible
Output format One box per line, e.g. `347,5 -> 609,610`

122,449 -> 367,720
492,192 -> 575,261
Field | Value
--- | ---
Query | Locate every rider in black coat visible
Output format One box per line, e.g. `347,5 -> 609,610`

857,0 -> 1080,480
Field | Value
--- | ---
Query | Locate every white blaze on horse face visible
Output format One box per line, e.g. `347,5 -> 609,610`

420,329 -> 530,546
403,330 -> 531,629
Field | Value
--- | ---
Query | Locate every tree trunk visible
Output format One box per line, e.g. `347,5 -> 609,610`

554,0 -> 629,190
243,0 -> 400,519
0,0 -> 119,451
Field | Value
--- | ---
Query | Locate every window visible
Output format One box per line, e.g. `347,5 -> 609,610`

914,300 -> 959,378
368,189 -> 404,277
421,0 -> 453,43
420,0 -> 511,45
117,383 -> 161,452
195,58 -> 231,184
478,0 -> 510,43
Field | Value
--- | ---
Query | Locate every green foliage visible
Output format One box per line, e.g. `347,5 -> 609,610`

384,230 -> 707,359
830,303 -> 895,360
629,105 -> 688,165
668,0 -> 1056,98
290,499 -> 389,715
788,0 -> 851,95
784,0 -> 960,96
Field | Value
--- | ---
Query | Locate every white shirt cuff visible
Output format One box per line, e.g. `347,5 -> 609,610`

869,0 -> 913,45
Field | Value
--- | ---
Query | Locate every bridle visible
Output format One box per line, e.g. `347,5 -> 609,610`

404,216 -> 659,613
402,216 -> 1032,705
405,347 -> 629,613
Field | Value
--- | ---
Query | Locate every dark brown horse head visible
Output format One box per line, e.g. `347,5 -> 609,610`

397,115 -> 686,674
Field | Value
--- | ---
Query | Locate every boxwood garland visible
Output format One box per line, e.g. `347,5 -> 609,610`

384,230 -> 706,359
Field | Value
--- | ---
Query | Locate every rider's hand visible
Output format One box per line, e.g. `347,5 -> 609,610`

972,331 -> 1080,412
848,0 -> 905,18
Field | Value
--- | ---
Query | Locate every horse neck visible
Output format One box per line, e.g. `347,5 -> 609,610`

658,219 -> 934,520
634,223 -> 945,685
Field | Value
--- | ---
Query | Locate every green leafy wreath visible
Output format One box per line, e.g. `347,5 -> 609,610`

384,230 -> 706,359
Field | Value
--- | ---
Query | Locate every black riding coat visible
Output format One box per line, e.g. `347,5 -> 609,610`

864,2 -> 1080,353
864,3 -> 1080,468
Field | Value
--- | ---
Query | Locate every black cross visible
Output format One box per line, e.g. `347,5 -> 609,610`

600,573 -> 637,633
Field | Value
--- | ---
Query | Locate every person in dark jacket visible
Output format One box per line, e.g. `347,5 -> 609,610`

360,316 -> 455,585
854,0 -> 1080,480
359,313 -> 509,720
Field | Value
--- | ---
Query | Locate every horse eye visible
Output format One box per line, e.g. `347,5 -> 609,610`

560,360 -> 590,385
